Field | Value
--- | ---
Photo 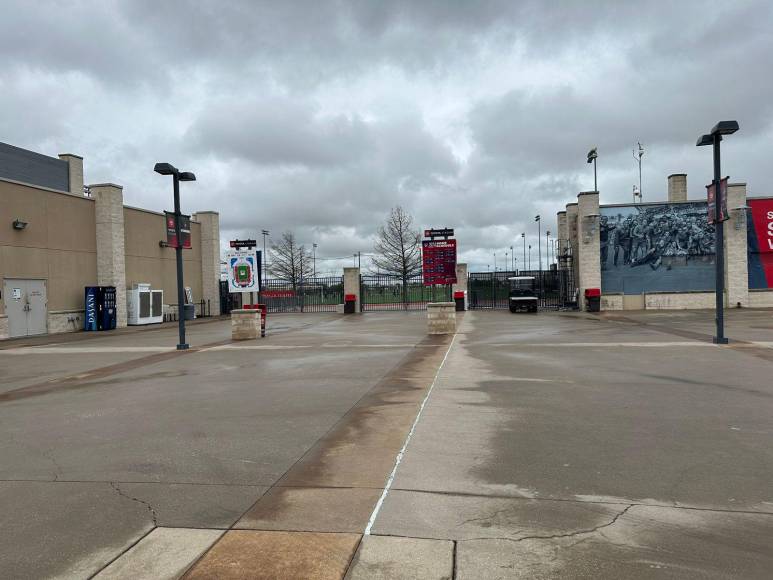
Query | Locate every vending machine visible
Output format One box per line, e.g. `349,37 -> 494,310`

84,286 -> 117,331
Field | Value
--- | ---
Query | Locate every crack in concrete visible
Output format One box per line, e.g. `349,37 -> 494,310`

109,482 -> 158,526
459,504 -> 634,543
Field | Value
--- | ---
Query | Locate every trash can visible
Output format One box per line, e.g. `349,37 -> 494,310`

584,288 -> 601,312
344,293 -> 357,314
184,304 -> 196,320
453,291 -> 466,312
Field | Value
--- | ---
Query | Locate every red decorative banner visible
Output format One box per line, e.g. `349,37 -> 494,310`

261,290 -> 295,298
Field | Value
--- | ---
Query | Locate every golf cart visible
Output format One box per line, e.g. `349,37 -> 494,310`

508,276 -> 538,313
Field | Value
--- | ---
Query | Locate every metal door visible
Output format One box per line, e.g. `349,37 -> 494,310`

2,279 -> 48,337
25,280 -> 47,335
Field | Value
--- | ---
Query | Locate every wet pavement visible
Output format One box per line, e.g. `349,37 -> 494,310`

0,309 -> 772,578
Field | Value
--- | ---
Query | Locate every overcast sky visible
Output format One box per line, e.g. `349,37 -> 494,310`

3,1 -> 772,273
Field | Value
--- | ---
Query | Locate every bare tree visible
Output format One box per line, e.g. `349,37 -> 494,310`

269,231 -> 313,289
372,206 -> 422,304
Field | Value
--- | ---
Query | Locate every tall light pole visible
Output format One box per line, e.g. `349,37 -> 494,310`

633,142 -> 644,202
154,163 -> 196,351
521,233 -> 526,269
535,215 -> 542,293
528,245 -> 532,270
697,120 -> 739,345
546,230 -> 551,269
261,229 -> 269,285
312,243 -> 317,278
587,147 -> 598,191
494,252 -> 497,272
509,246 -> 514,271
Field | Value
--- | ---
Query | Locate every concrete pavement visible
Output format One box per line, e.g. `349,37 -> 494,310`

0,308 -> 772,578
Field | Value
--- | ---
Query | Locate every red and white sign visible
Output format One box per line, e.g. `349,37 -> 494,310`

749,199 -> 773,288
422,238 -> 457,286
261,290 -> 295,298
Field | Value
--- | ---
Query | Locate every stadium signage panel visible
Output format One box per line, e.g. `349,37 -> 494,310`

422,238 -> 457,286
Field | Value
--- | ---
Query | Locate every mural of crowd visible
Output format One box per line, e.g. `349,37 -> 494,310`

600,202 -> 716,294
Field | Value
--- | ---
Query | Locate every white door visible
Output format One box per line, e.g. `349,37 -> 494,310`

3,279 -> 48,337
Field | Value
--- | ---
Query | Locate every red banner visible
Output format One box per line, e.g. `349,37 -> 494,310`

706,177 -> 728,224
165,212 -> 192,249
262,290 -> 295,298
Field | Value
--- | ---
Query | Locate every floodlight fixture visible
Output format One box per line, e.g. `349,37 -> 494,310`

154,162 -> 178,175
711,120 -> 739,136
586,147 -> 598,163
179,171 -> 196,182
696,134 -> 714,147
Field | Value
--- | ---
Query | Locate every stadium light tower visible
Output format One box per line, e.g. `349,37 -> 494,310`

587,147 -> 598,191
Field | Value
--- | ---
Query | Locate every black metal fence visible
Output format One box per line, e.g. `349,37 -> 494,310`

261,276 -> 344,313
468,269 -> 577,311
360,274 -> 452,311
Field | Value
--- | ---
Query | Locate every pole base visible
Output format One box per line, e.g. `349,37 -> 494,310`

713,336 -> 729,345
177,343 -> 190,350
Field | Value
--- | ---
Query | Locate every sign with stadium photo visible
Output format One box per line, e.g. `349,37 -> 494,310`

600,202 -> 715,294
226,250 -> 259,293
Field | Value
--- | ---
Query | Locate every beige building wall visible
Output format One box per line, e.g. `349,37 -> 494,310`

123,207 -> 203,306
576,192 -> 601,310
0,179 -> 97,330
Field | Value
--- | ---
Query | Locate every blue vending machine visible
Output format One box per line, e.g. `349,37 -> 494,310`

85,286 -> 98,331
84,286 -> 117,331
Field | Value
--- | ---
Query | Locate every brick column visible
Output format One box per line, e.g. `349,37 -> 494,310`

193,211 -> 221,316
576,191 -> 601,311
343,267 -> 361,312
566,202 -> 579,283
725,183 -> 749,308
667,174 -> 687,202
58,154 -> 84,195
452,262 -> 467,295
91,183 -> 127,327
556,211 -> 568,269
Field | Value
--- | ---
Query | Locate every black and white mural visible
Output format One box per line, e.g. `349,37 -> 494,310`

600,202 -> 715,294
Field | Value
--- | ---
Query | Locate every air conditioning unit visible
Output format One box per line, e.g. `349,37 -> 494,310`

127,283 -> 163,325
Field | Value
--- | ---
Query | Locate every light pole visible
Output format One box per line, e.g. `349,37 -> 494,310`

261,229 -> 269,286
312,243 -> 317,278
521,233 -> 526,269
546,230 -> 551,269
494,252 -> 497,272
587,147 -> 598,191
535,215 -> 542,293
697,120 -> 739,345
154,163 -> 196,350
509,246 -> 514,271
528,245 -> 531,270
633,142 -> 644,201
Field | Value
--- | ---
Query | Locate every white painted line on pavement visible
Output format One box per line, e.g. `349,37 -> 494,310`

364,332 -> 458,536
489,341 -> 725,348
0,346 -> 176,355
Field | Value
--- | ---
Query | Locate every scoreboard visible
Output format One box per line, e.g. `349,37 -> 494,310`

422,238 -> 457,286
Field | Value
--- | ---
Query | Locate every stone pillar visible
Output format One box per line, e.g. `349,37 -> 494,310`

343,267 -> 361,312
452,262 -> 467,298
556,211 -> 568,269
58,154 -> 84,195
231,309 -> 260,340
667,174 -> 687,202
725,183 -> 749,308
91,183 -> 127,327
193,211 -> 221,316
576,191 -> 601,311
566,203 -> 579,282
427,302 -> 456,334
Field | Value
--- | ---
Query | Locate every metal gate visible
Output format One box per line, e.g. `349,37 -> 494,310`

468,269 -> 576,311
360,274 -> 451,311
261,276 -> 343,313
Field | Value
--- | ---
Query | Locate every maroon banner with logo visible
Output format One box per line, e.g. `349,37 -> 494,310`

165,212 -> 192,249
422,239 -> 457,286
706,177 -> 728,225
748,199 -> 773,288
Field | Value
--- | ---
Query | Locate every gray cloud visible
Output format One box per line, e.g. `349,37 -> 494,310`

2,0 -> 772,273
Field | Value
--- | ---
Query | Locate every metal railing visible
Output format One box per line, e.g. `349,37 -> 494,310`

468,270 -> 576,311
360,274 -> 451,311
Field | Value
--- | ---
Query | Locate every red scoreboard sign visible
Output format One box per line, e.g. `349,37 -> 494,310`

422,239 -> 457,286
